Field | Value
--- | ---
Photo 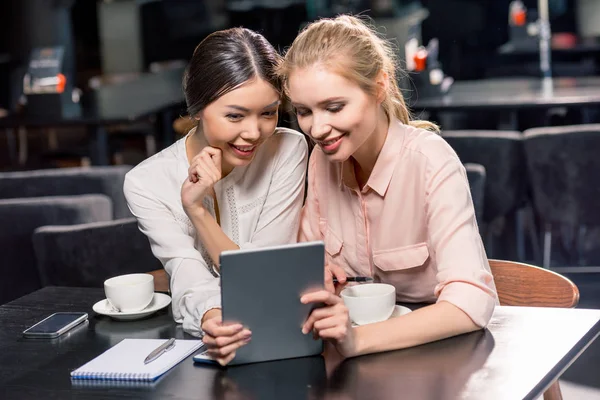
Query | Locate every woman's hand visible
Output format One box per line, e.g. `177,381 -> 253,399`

181,147 -> 222,212
201,309 -> 251,366
325,264 -> 347,295
301,290 -> 357,358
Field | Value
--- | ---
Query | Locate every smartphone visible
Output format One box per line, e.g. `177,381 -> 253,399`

23,312 -> 88,338
193,345 -> 218,365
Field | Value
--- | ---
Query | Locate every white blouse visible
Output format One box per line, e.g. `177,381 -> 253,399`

124,128 -> 308,336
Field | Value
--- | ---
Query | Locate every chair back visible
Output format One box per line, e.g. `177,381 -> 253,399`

523,124 -> 600,226
0,166 -> 133,219
489,259 -> 579,308
0,195 -> 113,304
33,218 -> 162,288
443,131 -> 526,223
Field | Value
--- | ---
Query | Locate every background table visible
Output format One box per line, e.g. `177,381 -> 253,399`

1,287 -> 599,399
0,67 -> 186,165
410,77 -> 600,111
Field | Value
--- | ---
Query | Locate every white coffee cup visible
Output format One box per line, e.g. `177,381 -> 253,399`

341,283 -> 396,325
104,273 -> 154,313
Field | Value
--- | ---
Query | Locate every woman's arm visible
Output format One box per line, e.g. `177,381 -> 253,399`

186,206 -> 239,267
124,172 -> 221,336
353,301 -> 478,356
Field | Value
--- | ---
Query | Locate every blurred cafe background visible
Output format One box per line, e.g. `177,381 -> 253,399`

0,1 -> 599,397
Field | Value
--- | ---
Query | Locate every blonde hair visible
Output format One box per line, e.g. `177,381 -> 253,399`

277,15 -> 438,132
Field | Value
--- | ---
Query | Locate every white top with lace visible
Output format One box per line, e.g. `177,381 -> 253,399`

124,127 -> 308,336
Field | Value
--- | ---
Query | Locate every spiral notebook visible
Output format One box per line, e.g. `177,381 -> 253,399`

71,339 -> 203,382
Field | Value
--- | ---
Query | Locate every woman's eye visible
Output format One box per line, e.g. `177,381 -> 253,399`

262,110 -> 277,117
327,104 -> 345,113
295,108 -> 310,117
226,114 -> 243,121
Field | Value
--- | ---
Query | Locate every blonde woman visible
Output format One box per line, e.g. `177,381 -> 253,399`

275,15 -> 498,359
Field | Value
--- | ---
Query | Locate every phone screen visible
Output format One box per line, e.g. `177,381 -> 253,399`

24,312 -> 87,336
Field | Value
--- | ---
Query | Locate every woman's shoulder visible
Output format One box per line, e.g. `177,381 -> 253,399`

401,124 -> 460,169
124,138 -> 186,193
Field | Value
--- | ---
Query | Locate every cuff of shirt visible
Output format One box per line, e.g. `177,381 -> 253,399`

436,281 -> 496,327
182,295 -> 222,338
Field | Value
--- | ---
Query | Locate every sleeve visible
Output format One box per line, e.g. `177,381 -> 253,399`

123,173 -> 220,337
425,151 -> 498,328
298,149 -> 322,242
239,133 -> 309,249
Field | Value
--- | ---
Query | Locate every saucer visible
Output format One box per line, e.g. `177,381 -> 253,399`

351,305 -> 412,327
93,293 -> 171,321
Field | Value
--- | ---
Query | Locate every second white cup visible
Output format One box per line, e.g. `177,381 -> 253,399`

341,283 -> 396,325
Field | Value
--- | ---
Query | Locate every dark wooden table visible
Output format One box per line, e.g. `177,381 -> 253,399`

0,68 -> 186,165
1,287 -> 599,400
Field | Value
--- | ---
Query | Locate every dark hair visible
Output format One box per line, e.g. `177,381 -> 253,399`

183,28 -> 282,117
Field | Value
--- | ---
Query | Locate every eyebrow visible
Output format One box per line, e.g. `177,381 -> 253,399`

292,97 -> 346,108
225,100 -> 280,112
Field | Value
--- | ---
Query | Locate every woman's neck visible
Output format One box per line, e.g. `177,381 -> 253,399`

351,107 -> 390,189
186,126 -> 234,178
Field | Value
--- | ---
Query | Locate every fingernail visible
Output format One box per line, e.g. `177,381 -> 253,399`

300,296 -> 306,304
242,330 -> 251,338
243,336 -> 252,343
301,327 -> 307,334
232,324 -> 243,331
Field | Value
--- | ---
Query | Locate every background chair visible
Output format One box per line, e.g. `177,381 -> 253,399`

443,130 -> 529,261
464,163 -> 486,227
489,259 -> 579,400
0,195 -> 113,304
523,124 -> 600,269
33,218 -> 162,288
0,165 -> 133,219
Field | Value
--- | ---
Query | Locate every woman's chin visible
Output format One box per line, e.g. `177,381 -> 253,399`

224,153 -> 254,168
322,148 -> 351,164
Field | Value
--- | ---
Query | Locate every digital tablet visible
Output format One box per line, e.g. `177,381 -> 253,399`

194,241 -> 325,366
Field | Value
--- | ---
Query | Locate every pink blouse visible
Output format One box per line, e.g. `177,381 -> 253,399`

299,119 -> 498,327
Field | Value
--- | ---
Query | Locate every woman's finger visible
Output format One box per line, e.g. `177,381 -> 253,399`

214,329 -> 252,348
202,321 -> 243,338
216,351 -> 237,366
301,290 -> 342,306
188,163 -> 200,182
302,303 -> 347,334
211,335 -> 251,358
198,155 -> 220,183
203,147 -> 222,173
195,164 -> 215,185
202,334 -> 217,347
324,268 -> 335,293
313,312 -> 349,332
315,325 -> 349,341
328,264 -> 347,284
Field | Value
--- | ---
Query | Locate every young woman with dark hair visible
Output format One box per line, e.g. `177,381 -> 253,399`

124,28 -> 308,365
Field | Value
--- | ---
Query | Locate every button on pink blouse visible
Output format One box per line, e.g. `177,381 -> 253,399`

299,120 -> 498,327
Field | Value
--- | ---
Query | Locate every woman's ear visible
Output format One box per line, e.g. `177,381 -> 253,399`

193,111 -> 202,121
375,70 -> 389,104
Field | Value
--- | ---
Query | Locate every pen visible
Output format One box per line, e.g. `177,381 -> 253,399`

333,276 -> 374,284
144,338 -> 176,364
